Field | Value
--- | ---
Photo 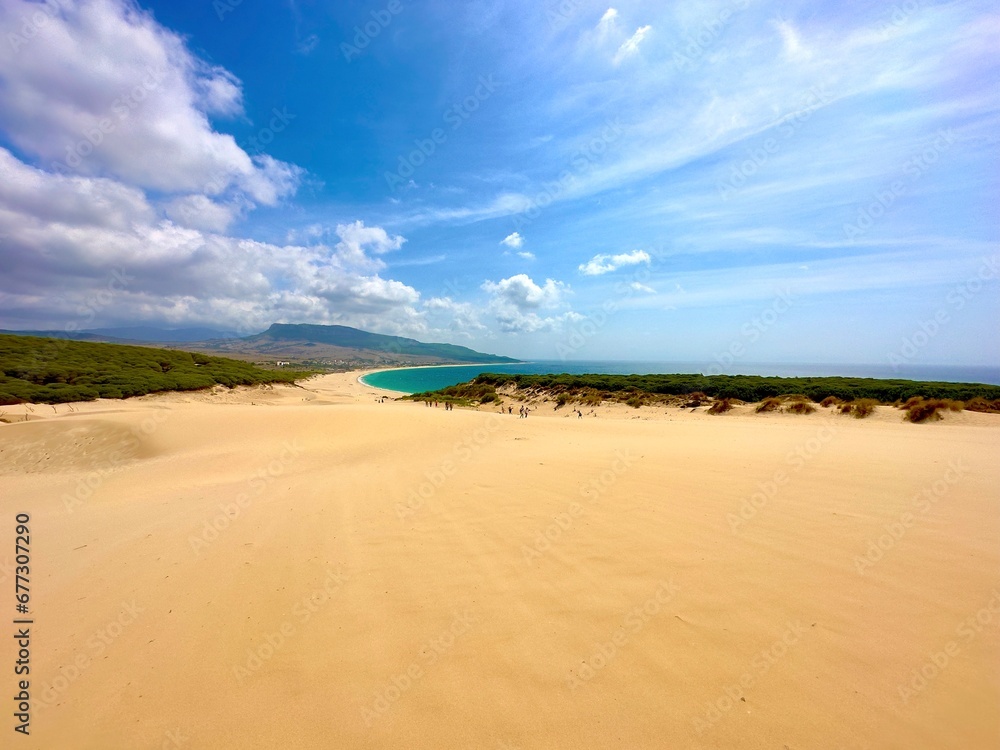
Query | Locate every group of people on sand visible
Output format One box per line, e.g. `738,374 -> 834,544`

517,405 -> 530,419
425,400 -> 454,410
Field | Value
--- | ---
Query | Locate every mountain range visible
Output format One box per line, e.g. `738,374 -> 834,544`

1,323 -> 518,368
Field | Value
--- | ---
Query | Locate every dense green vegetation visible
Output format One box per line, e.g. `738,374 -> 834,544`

405,372 -> 1000,409
0,334 -> 313,404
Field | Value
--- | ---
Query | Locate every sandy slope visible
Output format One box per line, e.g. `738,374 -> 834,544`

1,372 -> 998,749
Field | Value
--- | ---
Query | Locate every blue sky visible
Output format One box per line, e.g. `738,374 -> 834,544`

0,0 -> 997,366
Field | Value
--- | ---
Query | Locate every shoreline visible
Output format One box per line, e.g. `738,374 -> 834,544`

357,361 -> 524,394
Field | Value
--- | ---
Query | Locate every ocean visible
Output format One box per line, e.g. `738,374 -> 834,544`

359,361 -> 1000,394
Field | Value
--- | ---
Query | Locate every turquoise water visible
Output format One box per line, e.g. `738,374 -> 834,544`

360,361 -> 1000,394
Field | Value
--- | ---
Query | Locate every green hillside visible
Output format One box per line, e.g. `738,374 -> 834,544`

0,334 -> 313,405
250,323 -> 519,364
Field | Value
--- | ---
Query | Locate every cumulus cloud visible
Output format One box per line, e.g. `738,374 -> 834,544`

481,274 -> 575,333
500,231 -> 524,249
578,249 -> 651,275
614,24 -> 652,64
517,251 -> 536,260
0,0 -> 300,204
482,274 -> 565,308
163,195 -> 243,233
0,147 -> 422,333
425,297 -> 487,337
333,221 -> 405,271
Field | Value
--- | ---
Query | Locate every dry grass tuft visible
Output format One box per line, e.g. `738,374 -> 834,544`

707,398 -> 733,415
965,397 -> 1000,414
905,398 -> 945,423
786,401 -> 816,415
756,397 -> 782,413
840,399 -> 878,418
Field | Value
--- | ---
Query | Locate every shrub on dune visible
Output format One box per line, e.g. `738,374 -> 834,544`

965,397 -> 1000,413
905,398 -> 945,423
840,399 -> 877,418
756,397 -> 782,413
786,401 -> 816,415
707,398 -> 733,415
820,396 -> 842,407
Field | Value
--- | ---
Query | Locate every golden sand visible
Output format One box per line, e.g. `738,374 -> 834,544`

1,372 -> 997,749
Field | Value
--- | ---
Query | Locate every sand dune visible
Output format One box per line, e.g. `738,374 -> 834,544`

1,372 -> 998,749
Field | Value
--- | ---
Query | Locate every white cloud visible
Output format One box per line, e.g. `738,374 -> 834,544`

517,251 -> 536,260
163,195 -> 242,233
599,8 -> 618,28
630,281 -> 655,294
0,0 -> 300,204
614,24 -> 651,65
579,249 -> 651,275
0,147 -> 422,333
424,297 -> 487,337
482,274 -> 565,308
334,221 -> 405,270
481,274 -> 574,333
774,19 -> 809,61
501,231 -> 524,248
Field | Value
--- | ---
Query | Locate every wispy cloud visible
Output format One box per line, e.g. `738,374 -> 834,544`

614,24 -> 652,65
579,250 -> 651,276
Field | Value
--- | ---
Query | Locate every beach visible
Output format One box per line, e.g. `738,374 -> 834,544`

1,371 -> 998,749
